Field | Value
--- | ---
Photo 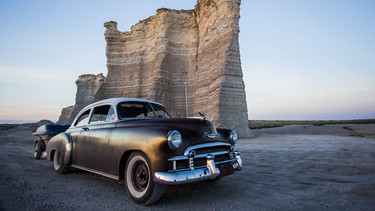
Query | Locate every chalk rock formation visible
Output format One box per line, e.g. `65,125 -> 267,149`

58,0 -> 251,137
95,9 -> 198,118
94,0 -> 251,137
192,0 -> 250,137
56,106 -> 73,124
57,74 -> 105,124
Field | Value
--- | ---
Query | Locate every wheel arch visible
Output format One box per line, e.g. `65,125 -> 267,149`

118,150 -> 144,180
49,150 -> 56,161
46,132 -> 72,165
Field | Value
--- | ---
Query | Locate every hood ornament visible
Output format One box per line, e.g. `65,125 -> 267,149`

198,112 -> 207,120
205,133 -> 218,140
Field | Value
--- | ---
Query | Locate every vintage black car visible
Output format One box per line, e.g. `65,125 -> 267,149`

45,98 -> 242,205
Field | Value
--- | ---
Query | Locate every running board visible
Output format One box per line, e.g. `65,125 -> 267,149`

71,164 -> 119,180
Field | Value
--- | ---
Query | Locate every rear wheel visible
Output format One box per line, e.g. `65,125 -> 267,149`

125,152 -> 165,205
33,141 -> 43,160
53,150 -> 68,174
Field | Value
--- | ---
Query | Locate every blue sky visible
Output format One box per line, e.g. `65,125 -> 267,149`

0,0 -> 374,122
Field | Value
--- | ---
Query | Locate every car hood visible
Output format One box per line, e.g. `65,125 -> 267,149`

115,118 -> 221,147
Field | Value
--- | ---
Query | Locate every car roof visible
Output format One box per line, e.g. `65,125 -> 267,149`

83,98 -> 165,110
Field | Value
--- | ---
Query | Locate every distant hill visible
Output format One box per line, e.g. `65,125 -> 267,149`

0,120 -> 38,124
249,119 -> 375,129
0,120 -> 55,131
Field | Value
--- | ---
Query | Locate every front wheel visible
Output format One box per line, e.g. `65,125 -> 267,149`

53,150 -> 68,174
125,152 -> 165,205
204,176 -> 222,184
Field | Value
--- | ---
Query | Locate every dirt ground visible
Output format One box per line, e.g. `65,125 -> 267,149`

0,124 -> 374,210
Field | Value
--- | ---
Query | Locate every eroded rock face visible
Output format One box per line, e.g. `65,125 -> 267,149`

95,0 -> 251,137
57,74 -> 105,124
56,106 -> 73,124
193,0 -> 251,137
58,0 -> 251,137
95,9 -> 198,118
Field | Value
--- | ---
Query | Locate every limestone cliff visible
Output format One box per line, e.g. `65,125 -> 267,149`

56,106 -> 73,124
193,0 -> 250,137
58,0 -> 251,137
57,74 -> 105,124
94,0 -> 251,137
96,9 -> 198,118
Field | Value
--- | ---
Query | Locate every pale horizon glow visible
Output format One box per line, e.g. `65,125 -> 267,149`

0,0 -> 374,123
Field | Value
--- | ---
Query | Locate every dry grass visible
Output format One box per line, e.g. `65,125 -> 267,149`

249,119 -> 375,129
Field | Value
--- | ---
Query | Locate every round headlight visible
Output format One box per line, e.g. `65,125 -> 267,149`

167,130 -> 182,150
229,130 -> 238,145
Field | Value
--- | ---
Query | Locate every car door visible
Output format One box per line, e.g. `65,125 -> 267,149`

70,108 -> 91,167
74,104 -> 115,173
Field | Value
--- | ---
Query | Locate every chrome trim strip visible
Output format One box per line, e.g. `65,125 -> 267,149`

65,143 -> 72,152
172,160 -> 176,170
155,167 -> 219,185
169,150 -> 229,161
64,142 -> 72,165
205,134 -> 218,139
71,164 -> 119,180
156,155 -> 242,184
167,158 -> 238,173
155,155 -> 221,185
193,151 -> 229,159
234,150 -> 242,170
183,142 -> 231,156
206,154 -> 219,175
159,141 -> 241,183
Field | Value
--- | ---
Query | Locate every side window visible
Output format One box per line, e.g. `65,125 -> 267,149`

75,109 -> 91,127
105,106 -> 116,122
151,103 -> 170,118
90,105 -> 111,124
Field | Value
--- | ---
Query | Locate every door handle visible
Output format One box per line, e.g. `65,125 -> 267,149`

82,127 -> 89,131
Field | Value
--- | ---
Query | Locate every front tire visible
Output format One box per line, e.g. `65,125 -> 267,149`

53,150 -> 68,174
125,152 -> 165,205
204,176 -> 222,184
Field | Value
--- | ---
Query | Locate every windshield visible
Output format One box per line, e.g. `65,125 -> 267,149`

117,102 -> 170,119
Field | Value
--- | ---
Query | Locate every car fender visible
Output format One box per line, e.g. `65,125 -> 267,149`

107,127 -> 173,177
217,128 -> 237,144
46,132 -> 73,166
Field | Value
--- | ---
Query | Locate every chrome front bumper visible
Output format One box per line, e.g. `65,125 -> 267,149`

154,151 -> 242,185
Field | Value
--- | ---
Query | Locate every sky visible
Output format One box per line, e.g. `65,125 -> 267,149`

0,0 -> 374,123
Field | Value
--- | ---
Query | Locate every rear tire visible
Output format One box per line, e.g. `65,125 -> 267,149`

33,141 -> 43,160
125,152 -> 165,205
53,150 -> 68,174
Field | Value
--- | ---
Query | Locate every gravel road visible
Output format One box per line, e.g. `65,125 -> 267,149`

0,124 -> 374,210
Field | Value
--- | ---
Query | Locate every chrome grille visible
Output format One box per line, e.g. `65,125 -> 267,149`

168,142 -> 234,172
